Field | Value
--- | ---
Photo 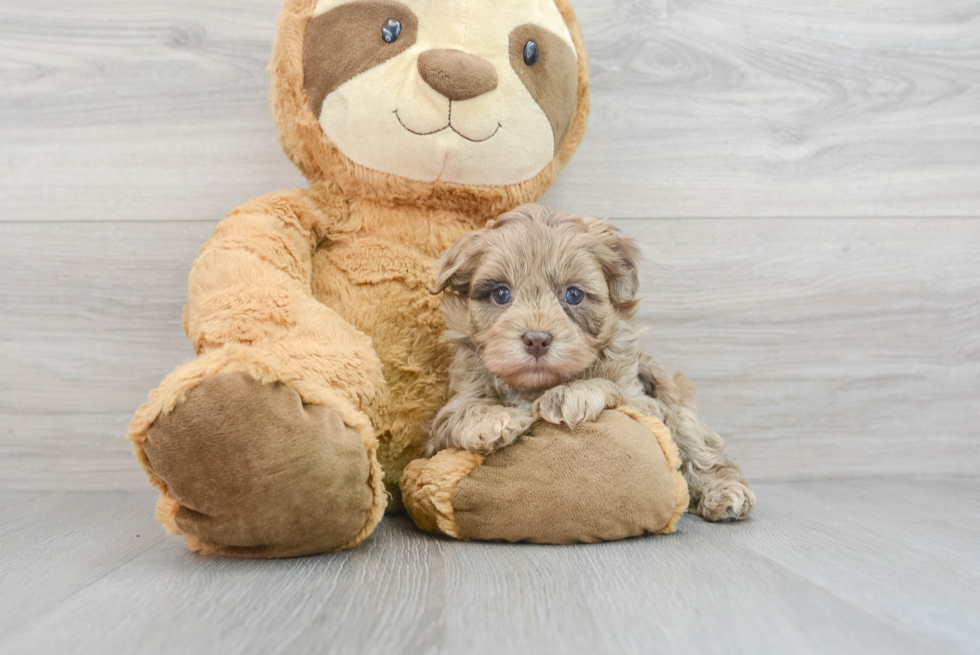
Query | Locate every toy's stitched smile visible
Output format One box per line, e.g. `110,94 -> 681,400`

394,106 -> 502,143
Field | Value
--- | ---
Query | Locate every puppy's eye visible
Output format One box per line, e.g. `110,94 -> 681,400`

492,286 -> 512,305
523,40 -> 539,66
382,19 -> 402,43
564,287 -> 584,305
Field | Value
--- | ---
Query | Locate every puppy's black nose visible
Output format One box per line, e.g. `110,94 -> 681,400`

522,331 -> 553,358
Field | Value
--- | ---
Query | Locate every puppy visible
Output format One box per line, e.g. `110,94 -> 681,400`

426,204 -> 755,521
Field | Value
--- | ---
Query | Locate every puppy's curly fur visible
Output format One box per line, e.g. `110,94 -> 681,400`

426,204 -> 755,521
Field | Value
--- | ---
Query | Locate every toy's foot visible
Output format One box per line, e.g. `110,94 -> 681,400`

139,371 -> 383,557
692,470 -> 755,522
402,410 -> 689,544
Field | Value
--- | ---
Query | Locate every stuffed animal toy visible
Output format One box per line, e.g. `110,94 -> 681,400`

127,0 -> 689,557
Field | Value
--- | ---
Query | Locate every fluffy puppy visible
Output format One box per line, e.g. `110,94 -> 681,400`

426,204 -> 755,521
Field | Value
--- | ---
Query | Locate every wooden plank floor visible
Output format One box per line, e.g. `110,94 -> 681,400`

1,478 -> 977,655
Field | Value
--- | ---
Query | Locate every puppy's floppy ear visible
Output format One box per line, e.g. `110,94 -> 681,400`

583,217 -> 641,314
431,229 -> 487,295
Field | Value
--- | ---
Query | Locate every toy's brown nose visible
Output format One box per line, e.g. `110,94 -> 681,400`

522,332 -> 553,359
417,49 -> 498,101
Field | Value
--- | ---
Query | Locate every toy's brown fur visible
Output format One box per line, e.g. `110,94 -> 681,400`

126,0 -> 741,557
426,205 -> 754,521
403,408 -> 689,542
270,0 -> 590,211
127,0 -> 591,556
259,0 -> 588,500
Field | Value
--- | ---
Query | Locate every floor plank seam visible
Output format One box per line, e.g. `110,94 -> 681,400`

0,531 -> 170,647
735,543 -> 941,652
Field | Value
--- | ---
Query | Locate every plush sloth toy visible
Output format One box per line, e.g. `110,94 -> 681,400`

127,0 -> 688,557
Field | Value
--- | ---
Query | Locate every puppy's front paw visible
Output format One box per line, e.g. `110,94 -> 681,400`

533,385 -> 607,427
457,408 -> 533,455
695,475 -> 756,522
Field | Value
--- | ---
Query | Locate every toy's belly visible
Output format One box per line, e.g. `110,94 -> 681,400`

311,237 -> 450,502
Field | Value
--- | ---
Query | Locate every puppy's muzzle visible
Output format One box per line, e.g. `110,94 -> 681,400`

522,331 -> 553,358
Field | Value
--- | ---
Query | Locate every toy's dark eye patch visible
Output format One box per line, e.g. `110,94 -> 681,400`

509,24 -> 578,155
304,1 -> 418,119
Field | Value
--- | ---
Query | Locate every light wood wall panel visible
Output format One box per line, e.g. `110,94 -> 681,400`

2,0 -> 978,489
2,219 -> 977,489
1,0 -> 978,222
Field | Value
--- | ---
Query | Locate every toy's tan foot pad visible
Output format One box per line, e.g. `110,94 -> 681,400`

143,372 -> 376,558
401,409 -> 689,544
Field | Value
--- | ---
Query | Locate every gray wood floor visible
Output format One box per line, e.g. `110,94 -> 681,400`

1,479 -> 977,655
2,0 -> 979,652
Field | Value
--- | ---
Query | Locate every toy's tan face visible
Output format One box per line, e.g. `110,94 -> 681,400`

305,0 -> 579,186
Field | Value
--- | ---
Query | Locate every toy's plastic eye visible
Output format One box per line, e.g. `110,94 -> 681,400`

492,286 -> 512,305
382,19 -> 402,43
523,40 -> 539,66
564,287 -> 584,305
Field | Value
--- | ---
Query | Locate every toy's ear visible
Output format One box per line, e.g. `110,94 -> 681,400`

431,229 -> 488,295
583,217 -> 641,314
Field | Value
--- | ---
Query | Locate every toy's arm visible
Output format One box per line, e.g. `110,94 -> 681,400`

184,189 -> 383,410
127,188 -> 387,558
